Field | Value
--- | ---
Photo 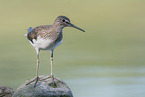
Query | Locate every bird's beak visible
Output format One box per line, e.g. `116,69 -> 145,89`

69,23 -> 85,32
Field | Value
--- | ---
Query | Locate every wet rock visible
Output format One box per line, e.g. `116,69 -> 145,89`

0,85 -> 14,97
12,75 -> 73,97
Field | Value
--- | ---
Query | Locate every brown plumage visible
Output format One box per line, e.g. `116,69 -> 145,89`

26,16 -> 85,87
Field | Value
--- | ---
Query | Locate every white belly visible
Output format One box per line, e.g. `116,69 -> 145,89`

30,36 -> 62,51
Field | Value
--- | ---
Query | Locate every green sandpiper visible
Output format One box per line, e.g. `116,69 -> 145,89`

26,16 -> 85,87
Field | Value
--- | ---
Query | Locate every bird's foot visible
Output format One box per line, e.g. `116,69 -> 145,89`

34,77 -> 39,87
49,75 -> 57,88
26,75 -> 57,87
26,77 -> 39,87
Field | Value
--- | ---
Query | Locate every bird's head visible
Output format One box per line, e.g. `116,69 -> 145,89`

54,16 -> 85,32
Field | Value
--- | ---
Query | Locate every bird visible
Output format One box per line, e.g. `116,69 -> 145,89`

26,16 -> 85,87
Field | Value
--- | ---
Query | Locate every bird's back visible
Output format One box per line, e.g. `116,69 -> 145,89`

27,25 -> 63,50
27,25 -> 51,43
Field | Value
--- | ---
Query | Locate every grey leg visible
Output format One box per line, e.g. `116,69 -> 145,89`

50,50 -> 53,76
34,48 -> 40,87
50,50 -> 56,87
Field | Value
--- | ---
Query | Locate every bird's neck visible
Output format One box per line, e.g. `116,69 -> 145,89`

52,23 -> 64,33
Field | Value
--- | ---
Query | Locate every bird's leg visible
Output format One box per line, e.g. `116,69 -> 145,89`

50,50 -> 56,87
50,50 -> 53,77
26,49 -> 40,86
34,53 -> 40,87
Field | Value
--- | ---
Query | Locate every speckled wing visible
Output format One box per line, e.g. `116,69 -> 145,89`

27,27 -> 37,44
27,25 -> 52,44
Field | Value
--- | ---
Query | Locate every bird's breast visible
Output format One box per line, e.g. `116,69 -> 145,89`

31,32 -> 63,50
31,36 -> 53,49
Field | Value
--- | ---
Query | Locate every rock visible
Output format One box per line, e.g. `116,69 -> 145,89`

12,75 -> 73,97
0,85 -> 14,97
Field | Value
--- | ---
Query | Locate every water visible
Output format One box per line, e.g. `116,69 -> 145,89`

65,66 -> 145,97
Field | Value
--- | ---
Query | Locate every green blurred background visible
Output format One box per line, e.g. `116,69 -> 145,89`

0,0 -> 145,97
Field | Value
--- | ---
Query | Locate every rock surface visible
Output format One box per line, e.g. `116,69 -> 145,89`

0,85 -> 14,97
12,76 -> 73,97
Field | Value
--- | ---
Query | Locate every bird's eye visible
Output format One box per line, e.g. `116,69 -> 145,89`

62,19 -> 65,22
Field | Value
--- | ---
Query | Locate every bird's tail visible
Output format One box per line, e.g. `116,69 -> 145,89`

24,27 -> 33,36
28,27 -> 33,33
